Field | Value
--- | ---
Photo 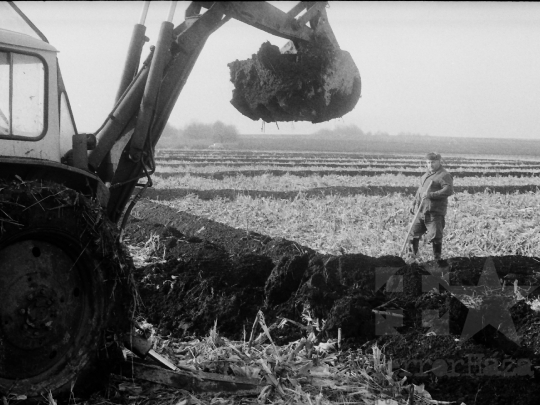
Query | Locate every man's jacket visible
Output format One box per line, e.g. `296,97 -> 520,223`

413,167 -> 454,216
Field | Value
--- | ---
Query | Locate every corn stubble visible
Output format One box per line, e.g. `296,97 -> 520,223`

152,172 -> 540,191
98,311 -> 449,405
157,192 -> 540,258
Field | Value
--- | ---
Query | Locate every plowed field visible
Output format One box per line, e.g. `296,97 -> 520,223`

123,150 -> 540,405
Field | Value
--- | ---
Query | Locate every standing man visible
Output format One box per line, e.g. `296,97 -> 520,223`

409,152 -> 454,261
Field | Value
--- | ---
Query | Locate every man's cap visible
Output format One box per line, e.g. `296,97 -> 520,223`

425,152 -> 441,161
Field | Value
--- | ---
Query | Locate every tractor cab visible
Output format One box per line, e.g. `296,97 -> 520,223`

0,2 -> 76,163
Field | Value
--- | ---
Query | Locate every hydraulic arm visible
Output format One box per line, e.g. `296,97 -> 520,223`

87,1 -> 361,223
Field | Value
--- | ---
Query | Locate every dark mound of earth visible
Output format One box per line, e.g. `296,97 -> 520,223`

228,40 -> 361,123
126,199 -> 540,405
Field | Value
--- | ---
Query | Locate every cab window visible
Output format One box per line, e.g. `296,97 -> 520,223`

0,51 -> 46,139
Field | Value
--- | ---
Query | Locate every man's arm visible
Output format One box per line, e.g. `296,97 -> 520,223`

428,173 -> 454,199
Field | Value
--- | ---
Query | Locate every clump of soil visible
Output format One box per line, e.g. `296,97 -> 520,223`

228,39 -> 361,123
126,199 -> 540,405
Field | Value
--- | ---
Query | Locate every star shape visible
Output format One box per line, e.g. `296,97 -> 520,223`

445,257 -> 536,344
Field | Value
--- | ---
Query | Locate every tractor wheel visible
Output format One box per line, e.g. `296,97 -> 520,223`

0,179 -> 136,399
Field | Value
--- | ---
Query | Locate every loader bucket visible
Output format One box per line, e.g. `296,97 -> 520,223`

228,38 -> 361,124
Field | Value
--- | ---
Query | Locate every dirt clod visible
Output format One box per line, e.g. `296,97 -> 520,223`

228,40 -> 361,123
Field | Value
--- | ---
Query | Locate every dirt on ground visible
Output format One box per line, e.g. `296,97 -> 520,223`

228,40 -> 361,124
125,199 -> 540,405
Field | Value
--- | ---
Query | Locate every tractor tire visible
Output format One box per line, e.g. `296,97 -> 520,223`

0,179 -> 137,399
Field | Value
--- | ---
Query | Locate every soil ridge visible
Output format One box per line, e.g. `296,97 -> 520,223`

126,200 -> 540,404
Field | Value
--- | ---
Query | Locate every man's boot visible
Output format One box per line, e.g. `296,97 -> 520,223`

406,237 -> 419,263
433,242 -> 442,260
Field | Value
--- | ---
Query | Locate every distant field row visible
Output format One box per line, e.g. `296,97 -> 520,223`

144,185 -> 540,201
155,156 -> 540,167
141,192 -> 540,257
156,149 -> 540,164
153,172 -> 540,190
154,167 -> 540,179
155,156 -> 540,165
156,159 -> 540,170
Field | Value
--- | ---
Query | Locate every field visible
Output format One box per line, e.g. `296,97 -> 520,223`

122,149 -> 540,405
141,150 -> 540,259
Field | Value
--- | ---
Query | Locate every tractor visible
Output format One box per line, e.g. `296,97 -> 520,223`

0,1 -> 360,398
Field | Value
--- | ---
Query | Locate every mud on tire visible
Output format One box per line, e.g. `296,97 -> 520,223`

0,179 -> 137,399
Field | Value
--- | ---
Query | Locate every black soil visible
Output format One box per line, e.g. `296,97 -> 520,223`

228,40 -> 361,123
126,199 -> 540,405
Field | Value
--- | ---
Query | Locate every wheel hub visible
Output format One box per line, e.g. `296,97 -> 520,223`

8,285 -> 60,350
0,239 -> 86,379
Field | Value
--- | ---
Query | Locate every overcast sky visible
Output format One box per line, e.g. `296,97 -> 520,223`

15,1 -> 540,139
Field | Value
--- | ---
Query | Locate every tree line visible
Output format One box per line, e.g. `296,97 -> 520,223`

312,124 -> 429,139
157,121 -> 239,149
